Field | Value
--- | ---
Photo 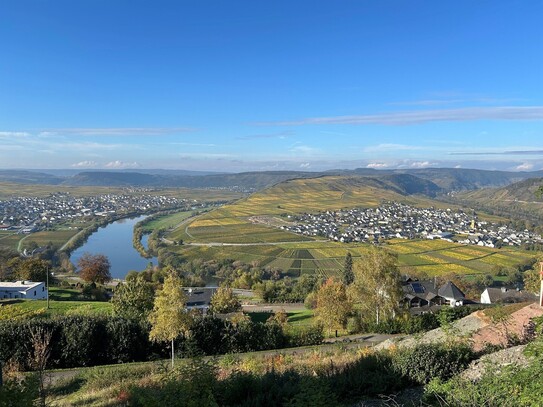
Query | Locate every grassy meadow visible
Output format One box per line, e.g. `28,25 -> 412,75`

140,210 -> 194,232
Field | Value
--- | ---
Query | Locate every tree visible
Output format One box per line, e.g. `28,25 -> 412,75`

148,272 -> 192,368
209,286 -> 241,314
523,257 -> 543,294
342,252 -> 354,285
111,274 -> 155,321
15,258 -> 50,282
77,253 -> 111,284
315,278 -> 352,335
349,247 -> 402,325
28,326 -> 52,407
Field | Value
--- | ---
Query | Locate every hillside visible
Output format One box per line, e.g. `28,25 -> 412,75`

0,170 -> 64,185
351,167 -> 542,191
450,177 -> 543,222
1,167 -> 542,193
61,170 -> 326,190
163,175 -> 533,277
174,175 -> 440,245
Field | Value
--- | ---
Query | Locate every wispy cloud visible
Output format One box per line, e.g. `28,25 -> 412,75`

449,150 -> 543,156
258,106 -> 543,126
363,143 -> 421,153
390,96 -> 524,107
237,131 -> 293,140
170,142 -> 218,147
0,131 -> 31,138
39,127 -> 195,136
289,144 -> 322,156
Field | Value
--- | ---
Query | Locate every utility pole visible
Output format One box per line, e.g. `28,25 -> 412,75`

539,262 -> 543,307
46,266 -> 49,309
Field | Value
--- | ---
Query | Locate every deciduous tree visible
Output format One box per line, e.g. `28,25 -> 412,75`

209,286 -> 241,314
315,278 -> 352,335
16,258 -> 50,282
523,256 -> 543,294
77,253 -> 111,284
148,272 -> 192,368
349,247 -> 402,325
111,274 -> 155,321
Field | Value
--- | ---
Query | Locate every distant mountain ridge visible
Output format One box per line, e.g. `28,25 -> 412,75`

347,167 -> 543,191
0,168 -> 542,194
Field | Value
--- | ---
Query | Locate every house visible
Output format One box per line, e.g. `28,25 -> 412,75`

184,287 -> 216,314
480,287 -> 538,304
0,281 -> 47,300
402,278 -> 469,311
438,281 -> 465,307
401,279 -> 447,311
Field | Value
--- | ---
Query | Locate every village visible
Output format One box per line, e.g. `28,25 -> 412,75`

0,192 -> 198,233
281,202 -> 543,248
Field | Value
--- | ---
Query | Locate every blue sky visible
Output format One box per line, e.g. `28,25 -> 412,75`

1,0 -> 542,172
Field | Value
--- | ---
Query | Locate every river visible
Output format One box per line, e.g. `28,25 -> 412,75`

70,215 -> 157,279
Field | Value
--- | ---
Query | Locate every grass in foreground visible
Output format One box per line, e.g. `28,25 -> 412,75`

0,298 -> 112,320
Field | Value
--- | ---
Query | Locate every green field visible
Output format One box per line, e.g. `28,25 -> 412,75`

169,238 -> 535,277
0,299 -> 112,320
0,182 -> 244,200
141,210 -> 194,232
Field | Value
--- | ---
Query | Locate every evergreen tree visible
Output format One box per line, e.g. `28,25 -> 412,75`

342,252 -> 354,285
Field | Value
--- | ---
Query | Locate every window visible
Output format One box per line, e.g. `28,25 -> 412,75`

42,286 -> 44,291
34,291 -> 37,296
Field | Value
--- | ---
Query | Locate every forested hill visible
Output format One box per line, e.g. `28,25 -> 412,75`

449,177 -> 543,223
0,170 -> 65,185
61,171 -> 326,189
349,167 -> 543,191
0,168 -> 542,194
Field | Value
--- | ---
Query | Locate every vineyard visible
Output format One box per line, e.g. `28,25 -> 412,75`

164,176 -> 536,278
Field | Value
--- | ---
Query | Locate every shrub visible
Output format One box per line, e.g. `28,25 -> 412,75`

392,342 -> 474,384
285,324 -> 324,347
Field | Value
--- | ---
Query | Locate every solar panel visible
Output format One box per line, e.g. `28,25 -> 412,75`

411,282 -> 425,294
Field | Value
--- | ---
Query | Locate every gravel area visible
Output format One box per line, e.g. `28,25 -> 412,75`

461,344 -> 532,382
375,311 -> 488,351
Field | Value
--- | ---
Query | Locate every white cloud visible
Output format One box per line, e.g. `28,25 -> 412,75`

366,162 -> 389,169
104,161 -> 141,169
72,161 -> 98,168
299,162 -> 311,169
260,106 -> 543,126
515,163 -> 534,171
409,161 -> 436,168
